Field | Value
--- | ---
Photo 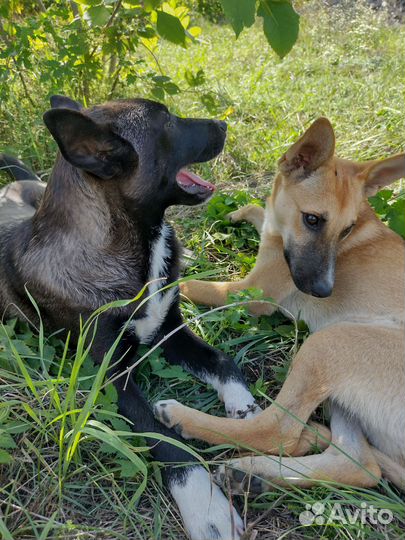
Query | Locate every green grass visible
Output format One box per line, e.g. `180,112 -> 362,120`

1,2 -> 405,539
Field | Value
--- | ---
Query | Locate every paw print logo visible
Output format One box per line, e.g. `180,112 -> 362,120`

299,502 -> 326,526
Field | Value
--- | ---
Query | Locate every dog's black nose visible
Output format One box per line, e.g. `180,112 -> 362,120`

311,280 -> 333,298
216,120 -> 227,132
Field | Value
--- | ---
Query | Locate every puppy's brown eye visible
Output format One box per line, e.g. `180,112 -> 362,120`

303,213 -> 320,230
341,224 -> 355,240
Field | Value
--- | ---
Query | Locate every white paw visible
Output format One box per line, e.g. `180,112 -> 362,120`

171,467 -> 244,540
220,381 -> 261,419
225,400 -> 261,420
153,399 -> 192,439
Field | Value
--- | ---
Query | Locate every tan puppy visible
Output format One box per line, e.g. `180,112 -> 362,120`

154,118 -> 405,493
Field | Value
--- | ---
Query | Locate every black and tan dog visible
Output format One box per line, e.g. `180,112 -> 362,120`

155,118 -> 405,494
0,96 -> 260,540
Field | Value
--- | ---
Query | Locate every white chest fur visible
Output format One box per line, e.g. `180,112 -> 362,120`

129,224 -> 177,344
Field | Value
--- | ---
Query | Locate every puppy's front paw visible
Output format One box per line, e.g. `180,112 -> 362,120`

215,463 -> 266,496
153,399 -> 191,439
226,209 -> 243,223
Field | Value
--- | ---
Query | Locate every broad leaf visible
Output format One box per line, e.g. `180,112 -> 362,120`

220,0 -> 256,37
0,449 -> 12,464
144,0 -> 161,10
87,5 -> 111,27
156,10 -> 186,46
258,0 -> 300,58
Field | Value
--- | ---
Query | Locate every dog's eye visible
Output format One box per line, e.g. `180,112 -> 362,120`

340,223 -> 355,240
303,213 -> 321,230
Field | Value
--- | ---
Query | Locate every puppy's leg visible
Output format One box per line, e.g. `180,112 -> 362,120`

294,421 -> 331,455
371,448 -> 405,491
157,305 -> 260,419
215,404 -> 381,493
227,204 -> 265,233
92,317 -> 244,540
181,234 -> 294,316
180,205 -> 265,308
181,277 -> 253,309
155,322 -> 404,481
154,326 -> 337,450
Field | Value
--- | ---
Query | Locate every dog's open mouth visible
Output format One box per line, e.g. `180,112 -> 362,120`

176,169 -> 216,197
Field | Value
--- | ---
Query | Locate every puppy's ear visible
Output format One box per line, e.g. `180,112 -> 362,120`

279,118 -> 335,180
43,108 -> 138,180
358,154 -> 405,197
50,95 -> 83,111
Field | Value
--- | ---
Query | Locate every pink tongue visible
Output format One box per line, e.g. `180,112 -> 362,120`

176,169 -> 216,190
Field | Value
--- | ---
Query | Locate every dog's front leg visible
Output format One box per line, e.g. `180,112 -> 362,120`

180,276 -> 254,309
181,234 -> 295,315
157,305 -> 260,420
154,329 -> 337,452
90,316 -> 244,540
227,203 -> 265,233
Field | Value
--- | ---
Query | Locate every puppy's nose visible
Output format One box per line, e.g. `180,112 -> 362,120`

216,120 -> 227,132
311,280 -> 333,298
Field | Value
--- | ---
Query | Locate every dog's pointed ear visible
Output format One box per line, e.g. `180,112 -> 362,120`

43,108 -> 138,180
279,118 -> 335,180
50,95 -> 83,111
357,154 -> 405,197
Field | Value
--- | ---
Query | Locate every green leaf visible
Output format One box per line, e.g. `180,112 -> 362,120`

220,0 -> 256,37
387,198 -> 405,238
258,0 -> 300,58
154,365 -> 191,381
145,0 -> 161,10
274,324 -> 295,337
87,5 -> 111,26
0,449 -> 12,464
185,68 -> 205,87
116,458 -> 141,478
0,432 -> 16,449
156,11 -> 186,46
75,0 -> 102,5
0,517 -> 13,540
151,86 -> 165,100
369,191 -> 392,215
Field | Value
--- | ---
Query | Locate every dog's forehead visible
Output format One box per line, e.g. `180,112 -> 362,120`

95,98 -> 167,114
90,99 -> 169,129
89,98 -> 169,148
291,162 -> 362,219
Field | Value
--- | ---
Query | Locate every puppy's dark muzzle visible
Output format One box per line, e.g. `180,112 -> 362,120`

310,279 -> 334,298
284,248 -> 336,298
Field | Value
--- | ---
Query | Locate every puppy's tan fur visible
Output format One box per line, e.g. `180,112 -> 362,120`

154,118 -> 405,492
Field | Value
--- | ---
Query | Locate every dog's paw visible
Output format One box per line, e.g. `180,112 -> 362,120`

171,467 -> 244,540
226,209 -> 243,223
153,399 -> 191,439
218,381 -> 262,420
215,464 -> 266,496
226,401 -> 261,420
